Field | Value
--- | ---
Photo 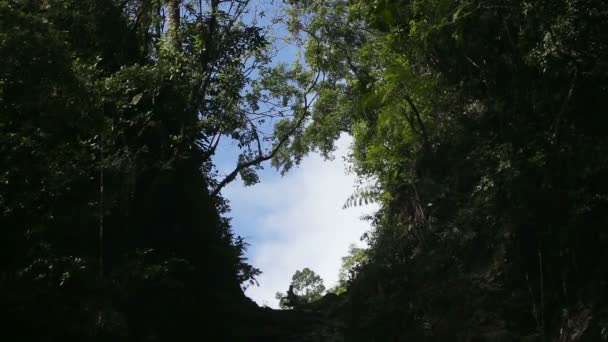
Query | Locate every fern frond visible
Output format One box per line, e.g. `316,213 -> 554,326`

343,188 -> 378,209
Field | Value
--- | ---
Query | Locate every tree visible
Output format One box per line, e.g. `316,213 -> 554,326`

330,244 -> 368,295
276,267 -> 326,309
0,0 -> 269,339
279,0 -> 608,340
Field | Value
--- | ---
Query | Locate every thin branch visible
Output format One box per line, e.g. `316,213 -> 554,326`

210,133 -> 222,154
210,107 -> 309,197
200,131 -> 222,160
403,92 -> 431,151
227,0 -> 249,29
212,68 -> 321,196
194,0 -> 219,106
210,5 -> 325,196
551,68 -> 577,142
98,134 -> 104,280
252,126 -> 263,158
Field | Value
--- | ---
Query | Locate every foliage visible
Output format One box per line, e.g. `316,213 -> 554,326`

3,0 -> 608,339
291,267 -> 326,302
329,244 -> 368,295
283,0 -> 608,340
0,0 -> 288,339
275,267 -> 326,309
342,189 -> 378,209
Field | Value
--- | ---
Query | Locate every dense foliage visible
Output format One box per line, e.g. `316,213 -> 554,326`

281,0 -> 608,340
0,0 -> 284,340
3,0 -> 608,340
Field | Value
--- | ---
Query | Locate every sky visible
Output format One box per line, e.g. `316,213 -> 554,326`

212,0 -> 377,308
219,135 -> 377,307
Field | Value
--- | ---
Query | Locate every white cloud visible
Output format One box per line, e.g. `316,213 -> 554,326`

223,134 -> 377,308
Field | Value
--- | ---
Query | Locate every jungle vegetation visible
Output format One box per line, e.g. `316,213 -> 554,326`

1,0 -> 607,341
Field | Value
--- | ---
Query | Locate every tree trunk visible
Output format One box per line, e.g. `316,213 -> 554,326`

165,0 -> 181,50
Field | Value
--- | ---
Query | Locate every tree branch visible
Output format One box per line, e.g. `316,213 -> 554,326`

252,126 -> 263,158
552,68 -> 577,142
210,7 -> 325,197
210,108 -> 309,197
403,92 -> 431,152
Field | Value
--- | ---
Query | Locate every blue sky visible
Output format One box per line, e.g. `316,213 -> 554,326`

216,135 -> 377,308
212,0 -> 377,308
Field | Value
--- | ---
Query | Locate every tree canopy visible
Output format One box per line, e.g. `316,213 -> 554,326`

2,0 -> 608,340
0,0 -> 291,339
276,267 -> 326,309
276,0 -> 608,340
